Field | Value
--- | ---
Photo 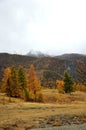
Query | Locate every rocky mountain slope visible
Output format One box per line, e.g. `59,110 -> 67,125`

0,53 -> 86,86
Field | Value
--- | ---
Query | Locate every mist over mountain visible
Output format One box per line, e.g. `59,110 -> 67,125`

26,50 -> 50,57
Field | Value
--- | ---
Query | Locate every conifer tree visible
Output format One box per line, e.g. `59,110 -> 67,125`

10,66 -> 19,97
18,66 -> 29,100
28,64 -> 41,101
63,71 -> 74,93
2,67 -> 12,96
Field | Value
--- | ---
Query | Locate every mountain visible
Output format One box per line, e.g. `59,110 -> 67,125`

56,53 -> 86,62
27,50 -> 49,57
0,53 -> 86,87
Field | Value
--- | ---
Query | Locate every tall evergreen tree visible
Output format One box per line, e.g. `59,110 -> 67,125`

18,66 -> 29,100
10,66 -> 19,97
28,64 -> 41,101
63,71 -> 74,93
2,67 -> 12,96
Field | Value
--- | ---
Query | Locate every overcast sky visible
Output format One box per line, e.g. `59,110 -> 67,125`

0,0 -> 86,55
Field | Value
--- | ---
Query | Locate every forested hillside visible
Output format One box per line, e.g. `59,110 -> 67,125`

0,53 -> 86,87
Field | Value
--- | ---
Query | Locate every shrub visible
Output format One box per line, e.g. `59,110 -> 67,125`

36,93 -> 43,102
74,83 -> 86,92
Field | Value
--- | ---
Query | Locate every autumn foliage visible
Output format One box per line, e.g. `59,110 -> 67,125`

2,67 -> 12,96
28,64 -> 41,101
1,64 -> 86,103
56,80 -> 64,93
1,64 -> 42,102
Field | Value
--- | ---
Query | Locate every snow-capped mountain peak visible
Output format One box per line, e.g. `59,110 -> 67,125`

26,50 -> 49,57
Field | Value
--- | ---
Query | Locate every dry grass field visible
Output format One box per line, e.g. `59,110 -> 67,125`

0,89 -> 86,129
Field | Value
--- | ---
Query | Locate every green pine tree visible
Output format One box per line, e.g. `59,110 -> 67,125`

63,71 -> 74,93
18,66 -> 29,101
10,66 -> 19,97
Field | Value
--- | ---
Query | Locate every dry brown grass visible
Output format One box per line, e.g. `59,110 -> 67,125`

0,101 -> 86,127
42,89 -> 86,103
0,90 -> 86,128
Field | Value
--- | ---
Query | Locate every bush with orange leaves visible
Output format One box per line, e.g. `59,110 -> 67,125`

56,80 -> 64,93
74,83 -> 86,92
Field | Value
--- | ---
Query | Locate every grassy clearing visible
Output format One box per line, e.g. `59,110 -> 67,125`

42,89 -> 86,103
0,90 -> 86,128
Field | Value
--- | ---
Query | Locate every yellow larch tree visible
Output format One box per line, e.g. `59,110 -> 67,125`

28,64 -> 41,101
2,67 -> 12,96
